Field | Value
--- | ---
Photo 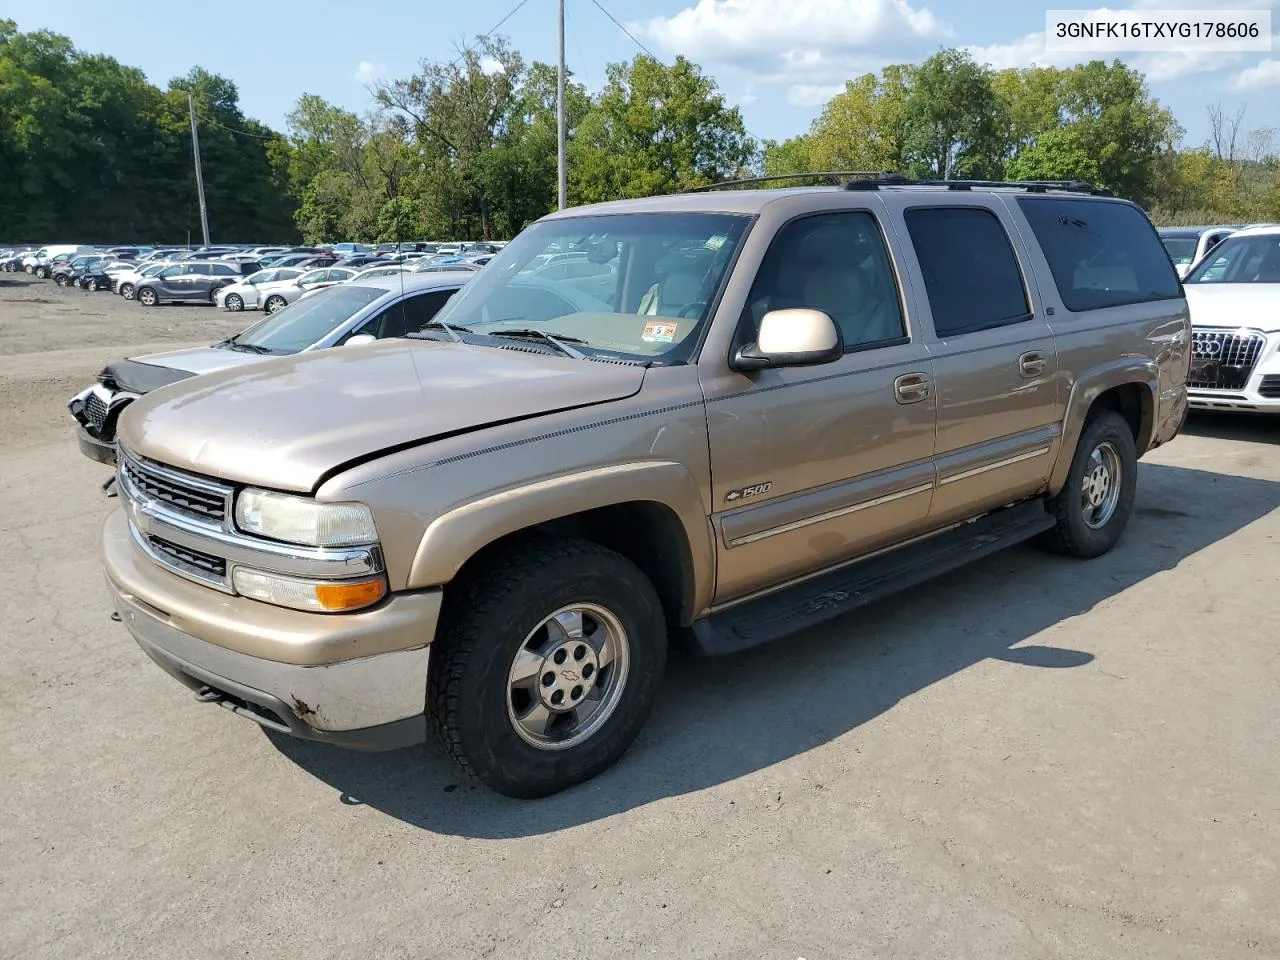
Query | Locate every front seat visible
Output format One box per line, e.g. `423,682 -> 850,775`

656,269 -> 706,317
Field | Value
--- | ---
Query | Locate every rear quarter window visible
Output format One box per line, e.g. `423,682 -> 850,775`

1017,198 -> 1180,312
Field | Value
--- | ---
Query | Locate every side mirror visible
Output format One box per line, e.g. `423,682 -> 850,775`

731,309 -> 843,371
344,334 -> 376,347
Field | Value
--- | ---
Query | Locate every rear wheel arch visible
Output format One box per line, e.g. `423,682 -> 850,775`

1049,362 -> 1157,497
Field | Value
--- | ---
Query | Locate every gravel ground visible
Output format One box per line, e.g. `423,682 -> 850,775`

1,273 -> 1278,959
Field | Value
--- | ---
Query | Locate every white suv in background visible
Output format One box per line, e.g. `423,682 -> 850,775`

1181,224 -> 1280,413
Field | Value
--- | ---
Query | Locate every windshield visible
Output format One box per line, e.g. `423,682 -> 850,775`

1185,234 -> 1280,283
1162,238 -> 1197,265
433,212 -> 750,360
229,284 -> 387,353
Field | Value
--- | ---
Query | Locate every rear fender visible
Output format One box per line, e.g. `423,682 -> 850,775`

1049,359 -> 1158,496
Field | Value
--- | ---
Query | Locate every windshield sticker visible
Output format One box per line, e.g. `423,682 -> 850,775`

705,234 -> 727,250
642,321 -> 677,344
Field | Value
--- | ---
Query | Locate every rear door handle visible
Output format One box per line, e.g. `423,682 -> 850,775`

894,372 -> 931,404
1018,351 -> 1047,378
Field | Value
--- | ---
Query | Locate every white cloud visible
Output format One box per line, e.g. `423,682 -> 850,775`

739,92 -> 759,105
965,32 -> 1087,71
479,56 -> 505,76
1234,57 -> 1280,89
636,0 -> 950,85
787,83 -> 845,106
353,61 -> 386,83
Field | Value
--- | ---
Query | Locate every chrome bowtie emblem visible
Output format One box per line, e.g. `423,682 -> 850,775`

560,669 -> 579,682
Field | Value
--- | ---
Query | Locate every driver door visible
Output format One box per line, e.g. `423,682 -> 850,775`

704,210 -> 938,603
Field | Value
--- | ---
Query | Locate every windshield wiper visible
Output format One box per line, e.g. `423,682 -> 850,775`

488,328 -> 588,359
226,341 -> 272,354
406,318 -> 471,342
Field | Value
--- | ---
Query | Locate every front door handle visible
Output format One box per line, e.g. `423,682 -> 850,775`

894,372 -> 931,404
1018,351 -> 1047,378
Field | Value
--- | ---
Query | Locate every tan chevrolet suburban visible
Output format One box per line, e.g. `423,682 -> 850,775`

102,176 -> 1190,797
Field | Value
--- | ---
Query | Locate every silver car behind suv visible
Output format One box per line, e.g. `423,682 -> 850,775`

71,272 -> 472,463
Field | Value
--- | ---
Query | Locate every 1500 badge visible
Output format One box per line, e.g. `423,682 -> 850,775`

725,482 -> 772,502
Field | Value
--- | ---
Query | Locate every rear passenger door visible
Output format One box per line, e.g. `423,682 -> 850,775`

896,201 -> 1061,524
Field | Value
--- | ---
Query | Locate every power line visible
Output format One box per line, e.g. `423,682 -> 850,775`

448,0 -> 533,69
588,0 -> 658,61
196,112 -> 279,140
586,0 -> 769,150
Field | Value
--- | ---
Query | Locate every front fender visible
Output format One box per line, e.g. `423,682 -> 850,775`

406,460 -> 716,619
1048,358 -> 1158,497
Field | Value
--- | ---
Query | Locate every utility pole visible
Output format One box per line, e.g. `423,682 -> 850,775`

188,94 -> 211,247
556,0 -> 567,209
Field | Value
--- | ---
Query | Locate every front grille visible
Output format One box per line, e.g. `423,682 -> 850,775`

1260,375 -> 1280,399
1188,330 -> 1265,390
84,393 -> 108,432
120,456 -> 229,523
148,535 -> 227,580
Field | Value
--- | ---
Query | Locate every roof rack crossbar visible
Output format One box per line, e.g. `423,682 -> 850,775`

688,171 -> 889,192
840,172 -> 1112,197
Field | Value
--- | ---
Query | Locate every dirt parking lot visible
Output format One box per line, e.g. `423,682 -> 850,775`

1,272 -> 1278,959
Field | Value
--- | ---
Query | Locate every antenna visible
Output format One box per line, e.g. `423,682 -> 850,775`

188,94 -> 211,246
556,0 -> 567,210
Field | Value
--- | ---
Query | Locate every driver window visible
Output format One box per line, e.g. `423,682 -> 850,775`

742,212 -> 906,349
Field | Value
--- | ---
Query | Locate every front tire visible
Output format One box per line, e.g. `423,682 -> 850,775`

429,539 -> 667,798
120,283 -> 135,300
224,293 -> 244,311
1040,410 -> 1137,558
137,287 -> 158,307
264,295 -> 286,314
36,266 -> 48,279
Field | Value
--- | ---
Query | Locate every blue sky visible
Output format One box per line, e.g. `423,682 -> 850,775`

17,0 -> 1280,149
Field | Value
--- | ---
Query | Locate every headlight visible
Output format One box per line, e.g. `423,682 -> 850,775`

232,568 -> 386,613
234,488 -> 378,547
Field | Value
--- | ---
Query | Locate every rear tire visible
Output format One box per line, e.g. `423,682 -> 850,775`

1039,410 -> 1137,559
429,538 -> 667,798
36,266 -> 48,279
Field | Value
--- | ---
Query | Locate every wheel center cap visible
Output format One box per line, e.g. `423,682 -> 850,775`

538,641 -> 601,712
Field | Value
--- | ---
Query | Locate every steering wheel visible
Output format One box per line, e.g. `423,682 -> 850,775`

678,301 -> 707,319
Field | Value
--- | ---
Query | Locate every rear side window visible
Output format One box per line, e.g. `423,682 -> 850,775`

1017,198 -> 1180,311
903,207 -> 1030,337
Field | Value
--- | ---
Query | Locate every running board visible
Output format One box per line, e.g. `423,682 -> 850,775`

690,500 -> 1056,656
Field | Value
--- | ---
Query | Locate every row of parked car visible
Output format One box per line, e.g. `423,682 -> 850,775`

1155,223 -> 1280,413
1,242 -> 498,312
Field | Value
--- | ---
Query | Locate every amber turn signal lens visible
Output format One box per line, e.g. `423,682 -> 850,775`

314,577 -> 387,612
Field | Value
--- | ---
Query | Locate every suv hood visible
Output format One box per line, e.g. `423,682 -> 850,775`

117,339 -> 647,492
1184,284 -> 1280,333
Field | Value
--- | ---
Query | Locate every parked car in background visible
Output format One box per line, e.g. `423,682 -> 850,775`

1180,225 -> 1280,413
77,260 -> 138,291
259,266 -> 358,312
214,267 -> 307,311
51,254 -> 110,286
413,260 -> 482,273
332,242 -> 373,255
134,261 -> 255,306
1158,225 -> 1240,277
70,271 -> 471,463
114,261 -> 173,299
27,245 -> 95,277
333,254 -> 387,269
351,264 -> 412,282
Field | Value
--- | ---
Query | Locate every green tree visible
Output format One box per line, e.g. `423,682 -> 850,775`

900,50 -> 1007,179
571,54 -> 755,202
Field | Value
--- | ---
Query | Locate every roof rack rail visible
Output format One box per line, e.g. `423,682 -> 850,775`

841,172 -> 1112,197
688,171 -> 888,192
